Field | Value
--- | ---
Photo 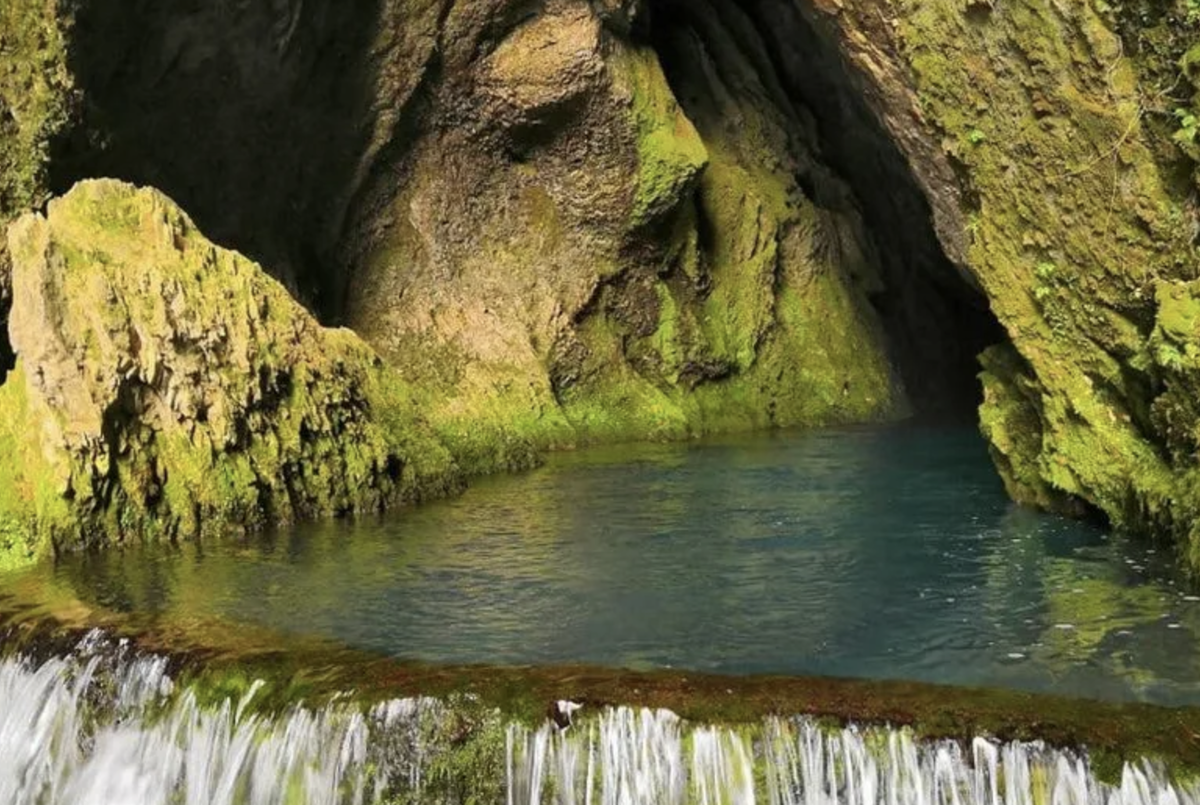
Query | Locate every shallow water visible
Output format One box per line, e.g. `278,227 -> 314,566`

9,424 -> 1200,705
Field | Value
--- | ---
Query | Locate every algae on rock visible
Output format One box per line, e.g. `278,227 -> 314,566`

721,0 -> 1200,568
0,179 -> 459,569
0,0 -> 77,368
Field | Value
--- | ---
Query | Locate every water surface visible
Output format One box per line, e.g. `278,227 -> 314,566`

8,425 -> 1200,705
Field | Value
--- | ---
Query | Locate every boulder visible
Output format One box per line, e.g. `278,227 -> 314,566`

0,180 -> 458,568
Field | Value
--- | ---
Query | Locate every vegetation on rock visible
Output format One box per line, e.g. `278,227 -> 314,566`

794,0 -> 1200,567
0,0 -> 76,368
0,179 -> 461,569
5,0 -> 1200,574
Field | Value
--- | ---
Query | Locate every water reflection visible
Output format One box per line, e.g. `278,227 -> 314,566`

15,425 -> 1200,705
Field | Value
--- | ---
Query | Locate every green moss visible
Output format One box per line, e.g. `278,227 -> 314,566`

0,180 -> 472,569
0,0 -> 74,219
851,0 -> 1200,565
613,47 -> 709,228
0,365 -> 73,570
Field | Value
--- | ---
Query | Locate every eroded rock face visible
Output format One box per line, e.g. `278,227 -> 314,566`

331,0 -> 917,472
741,0 -> 1200,565
0,0 -> 76,372
0,180 -> 458,568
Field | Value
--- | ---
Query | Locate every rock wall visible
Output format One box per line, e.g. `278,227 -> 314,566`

754,0 -> 1200,567
0,180 -> 458,569
340,0 -> 926,474
9,0 -> 1200,570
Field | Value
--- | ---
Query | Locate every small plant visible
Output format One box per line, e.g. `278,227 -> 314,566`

1173,107 -> 1198,147
1033,261 -> 1058,304
1188,0 -> 1200,25
1156,341 -> 1186,372
967,128 -> 987,146
966,212 -> 982,237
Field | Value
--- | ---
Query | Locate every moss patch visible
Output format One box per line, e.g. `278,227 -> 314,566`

613,46 -> 710,229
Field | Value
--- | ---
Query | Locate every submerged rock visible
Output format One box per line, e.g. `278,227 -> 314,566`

0,179 -> 459,568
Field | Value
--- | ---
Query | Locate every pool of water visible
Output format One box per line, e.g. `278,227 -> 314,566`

8,424 -> 1200,705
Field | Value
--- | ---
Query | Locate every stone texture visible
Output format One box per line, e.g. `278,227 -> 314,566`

0,179 -> 458,568
332,0 -> 916,474
739,0 -> 1200,566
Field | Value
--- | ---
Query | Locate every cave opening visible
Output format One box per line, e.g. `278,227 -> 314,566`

647,0 -> 1007,422
47,0 -> 389,324
38,0 -> 1009,426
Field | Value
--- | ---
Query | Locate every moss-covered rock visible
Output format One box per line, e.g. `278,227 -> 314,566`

341,0 -> 916,460
723,0 -> 1200,569
0,0 -> 77,367
25,0 -> 1200,570
0,179 -> 460,569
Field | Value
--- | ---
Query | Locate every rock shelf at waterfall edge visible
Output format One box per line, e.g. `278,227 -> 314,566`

1,628 -> 1199,804
2,582 -> 1199,784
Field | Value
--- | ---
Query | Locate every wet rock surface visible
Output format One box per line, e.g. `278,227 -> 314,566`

0,180 -> 458,567
3,0 -> 1200,571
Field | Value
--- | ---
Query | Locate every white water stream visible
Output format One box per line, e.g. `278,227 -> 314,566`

1,633 -> 1195,805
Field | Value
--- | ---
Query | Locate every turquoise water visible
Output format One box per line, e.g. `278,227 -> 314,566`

14,425 -> 1200,704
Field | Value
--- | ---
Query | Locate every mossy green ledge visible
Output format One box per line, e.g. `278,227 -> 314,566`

2,587 -> 1199,785
0,179 -> 463,571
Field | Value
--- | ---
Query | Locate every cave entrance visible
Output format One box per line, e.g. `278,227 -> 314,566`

647,0 -> 1006,422
48,0 -> 387,324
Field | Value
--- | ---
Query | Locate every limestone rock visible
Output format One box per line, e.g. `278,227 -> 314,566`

0,0 -> 76,368
752,0 -> 1200,565
0,180 -> 458,567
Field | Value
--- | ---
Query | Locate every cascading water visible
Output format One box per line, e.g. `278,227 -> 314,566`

506,714 -> 1197,805
1,632 -> 1197,805
0,632 -> 446,805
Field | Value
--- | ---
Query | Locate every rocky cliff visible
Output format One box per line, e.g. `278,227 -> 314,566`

2,0 -> 1200,570
778,0 -> 1200,566
0,180 -> 459,569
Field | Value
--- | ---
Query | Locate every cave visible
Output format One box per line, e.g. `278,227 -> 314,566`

648,0 -> 1007,421
45,0 -> 1007,423
48,0 -> 390,322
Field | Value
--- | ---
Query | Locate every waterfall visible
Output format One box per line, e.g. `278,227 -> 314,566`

1,632 -> 1197,805
506,716 -> 1197,805
0,633 -> 446,805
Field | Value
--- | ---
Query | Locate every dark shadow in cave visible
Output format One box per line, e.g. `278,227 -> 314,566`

0,293 -> 12,376
48,0 -> 389,324
649,0 -> 1007,422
